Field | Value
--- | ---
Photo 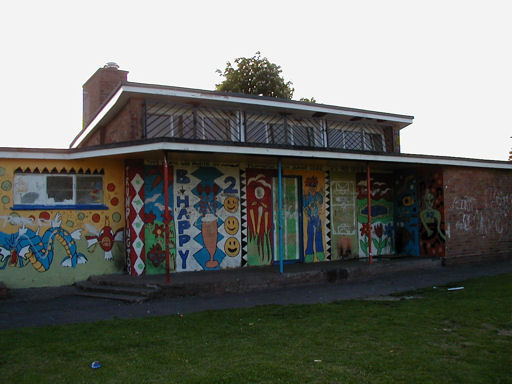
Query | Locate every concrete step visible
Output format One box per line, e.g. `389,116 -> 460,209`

76,280 -> 160,297
74,280 -> 162,303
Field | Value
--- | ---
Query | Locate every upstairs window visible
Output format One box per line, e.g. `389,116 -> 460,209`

145,102 -> 239,142
13,171 -> 106,210
326,122 -> 385,152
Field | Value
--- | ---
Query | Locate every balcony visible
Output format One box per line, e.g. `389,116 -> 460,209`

144,99 -> 396,153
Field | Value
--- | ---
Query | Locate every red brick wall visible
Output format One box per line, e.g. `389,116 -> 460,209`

83,67 -> 128,126
79,98 -> 144,148
444,167 -> 512,263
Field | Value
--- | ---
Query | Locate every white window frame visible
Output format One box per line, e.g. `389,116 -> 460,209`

13,174 -> 105,209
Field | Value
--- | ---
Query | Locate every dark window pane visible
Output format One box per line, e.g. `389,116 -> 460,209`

76,176 -> 103,204
47,176 -> 73,203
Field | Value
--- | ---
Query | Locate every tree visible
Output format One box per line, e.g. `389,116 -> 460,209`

299,97 -> 317,103
216,52 -> 294,99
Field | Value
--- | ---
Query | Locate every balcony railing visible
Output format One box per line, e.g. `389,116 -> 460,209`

144,100 -> 394,153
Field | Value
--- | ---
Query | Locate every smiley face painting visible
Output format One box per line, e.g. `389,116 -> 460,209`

224,237 -> 240,257
174,164 -> 242,271
224,216 -> 239,235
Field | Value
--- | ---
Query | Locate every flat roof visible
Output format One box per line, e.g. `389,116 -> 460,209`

1,141 -> 511,170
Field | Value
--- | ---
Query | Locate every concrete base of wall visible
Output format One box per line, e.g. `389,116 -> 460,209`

442,252 -> 512,266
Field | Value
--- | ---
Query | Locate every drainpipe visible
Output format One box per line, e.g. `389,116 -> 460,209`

163,152 -> 171,283
278,158 -> 284,274
367,162 -> 373,264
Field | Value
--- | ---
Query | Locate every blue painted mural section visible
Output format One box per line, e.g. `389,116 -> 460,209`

394,173 -> 420,256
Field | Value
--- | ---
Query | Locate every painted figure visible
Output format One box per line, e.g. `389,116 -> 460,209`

85,220 -> 124,260
420,191 -> 446,241
303,176 -> 324,262
0,213 -> 86,271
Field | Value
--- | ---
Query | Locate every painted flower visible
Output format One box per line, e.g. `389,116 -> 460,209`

374,223 -> 384,239
147,244 -> 166,267
360,223 -> 371,238
152,224 -> 165,238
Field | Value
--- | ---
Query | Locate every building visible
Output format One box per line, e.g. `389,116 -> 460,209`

0,64 -> 510,288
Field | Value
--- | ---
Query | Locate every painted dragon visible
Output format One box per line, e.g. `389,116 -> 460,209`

0,213 -> 86,271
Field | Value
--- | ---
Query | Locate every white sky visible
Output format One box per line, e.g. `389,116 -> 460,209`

1,0 -> 510,160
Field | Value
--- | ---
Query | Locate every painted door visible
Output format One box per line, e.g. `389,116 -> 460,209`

272,176 -> 302,263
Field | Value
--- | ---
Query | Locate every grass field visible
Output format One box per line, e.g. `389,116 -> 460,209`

1,274 -> 511,383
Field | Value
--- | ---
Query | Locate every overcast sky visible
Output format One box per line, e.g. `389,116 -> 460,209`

1,1 -> 510,160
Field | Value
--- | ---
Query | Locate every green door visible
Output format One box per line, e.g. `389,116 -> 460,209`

272,176 -> 303,263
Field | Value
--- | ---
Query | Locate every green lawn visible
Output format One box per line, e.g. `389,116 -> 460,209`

1,274 -> 511,384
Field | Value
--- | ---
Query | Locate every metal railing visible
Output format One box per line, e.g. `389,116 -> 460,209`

144,100 -> 393,152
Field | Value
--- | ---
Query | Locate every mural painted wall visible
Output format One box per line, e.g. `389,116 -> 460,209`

285,169 -> 329,263
174,164 -> 242,272
272,176 -> 302,263
126,161 -> 145,276
330,171 -> 358,260
418,170 -> 446,257
0,159 -> 125,288
245,169 -> 274,266
144,163 -> 175,275
394,172 -> 420,256
356,173 -> 394,258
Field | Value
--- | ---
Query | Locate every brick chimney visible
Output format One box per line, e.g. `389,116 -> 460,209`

82,62 -> 128,126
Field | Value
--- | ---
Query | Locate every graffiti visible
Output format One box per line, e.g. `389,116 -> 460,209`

175,165 -> 241,271
450,186 -> 512,236
303,176 -> 324,262
246,170 -> 274,266
0,213 -> 86,271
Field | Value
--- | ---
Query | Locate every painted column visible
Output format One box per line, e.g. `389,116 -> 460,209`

367,163 -> 372,264
278,158 -> 284,274
163,153 -> 171,283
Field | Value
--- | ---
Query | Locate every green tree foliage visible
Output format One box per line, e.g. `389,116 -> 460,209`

216,52 -> 294,99
299,97 -> 317,103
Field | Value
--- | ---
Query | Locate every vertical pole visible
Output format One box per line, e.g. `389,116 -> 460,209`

367,162 -> 373,264
278,158 -> 284,274
164,152 -> 171,283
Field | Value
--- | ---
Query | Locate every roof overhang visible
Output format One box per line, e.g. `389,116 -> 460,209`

70,83 -> 415,149
3,142 -> 511,170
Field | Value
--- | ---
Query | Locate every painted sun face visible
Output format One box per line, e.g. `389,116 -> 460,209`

254,186 -> 265,200
224,216 -> 239,235
224,196 -> 239,213
224,237 -> 240,257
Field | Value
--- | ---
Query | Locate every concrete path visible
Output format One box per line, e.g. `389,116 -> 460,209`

1,259 -> 511,329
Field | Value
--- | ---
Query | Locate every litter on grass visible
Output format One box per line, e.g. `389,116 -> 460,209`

447,287 -> 464,291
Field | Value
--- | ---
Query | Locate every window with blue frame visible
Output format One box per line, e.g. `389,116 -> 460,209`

13,173 -> 106,210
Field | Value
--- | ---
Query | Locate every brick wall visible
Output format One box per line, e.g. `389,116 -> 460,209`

83,66 -> 128,126
79,98 -> 144,147
444,167 -> 512,263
